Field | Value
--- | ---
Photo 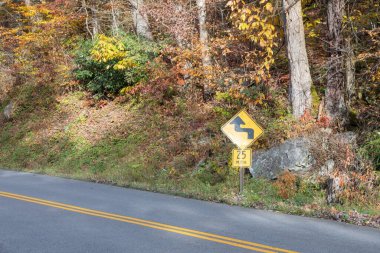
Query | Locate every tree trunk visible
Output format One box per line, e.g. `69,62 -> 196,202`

111,0 -> 120,36
129,0 -> 153,40
196,0 -> 212,101
345,36 -> 355,109
173,3 -> 187,47
91,8 -> 100,38
326,0 -> 347,121
282,0 -> 313,118
196,0 -> 211,67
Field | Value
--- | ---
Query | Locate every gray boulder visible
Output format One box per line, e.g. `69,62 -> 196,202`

249,138 -> 314,179
248,130 -> 358,180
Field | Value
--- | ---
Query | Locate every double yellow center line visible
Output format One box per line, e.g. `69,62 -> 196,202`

0,191 -> 298,253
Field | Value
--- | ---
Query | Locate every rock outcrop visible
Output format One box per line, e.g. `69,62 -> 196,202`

248,130 -> 357,180
249,138 -> 314,179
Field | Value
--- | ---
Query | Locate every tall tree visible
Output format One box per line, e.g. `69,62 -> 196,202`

345,35 -> 355,108
196,0 -> 212,100
196,0 -> 211,67
282,0 -> 313,118
91,7 -> 100,37
325,0 -> 352,122
129,0 -> 153,40
110,0 -> 121,36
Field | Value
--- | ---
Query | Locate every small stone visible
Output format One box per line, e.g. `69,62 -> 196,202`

336,132 -> 357,146
3,101 -> 14,120
319,160 -> 335,177
326,174 -> 349,204
327,176 -> 341,204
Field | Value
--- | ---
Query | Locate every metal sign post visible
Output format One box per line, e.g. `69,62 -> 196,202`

239,166 -> 244,194
231,148 -> 252,194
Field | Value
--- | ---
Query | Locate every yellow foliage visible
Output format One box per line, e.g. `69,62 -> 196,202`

264,3 -> 273,12
227,0 -> 277,87
16,5 -> 54,19
90,35 -> 127,63
113,58 -> 136,70
304,18 -> 322,39
373,69 -> 380,82
89,35 -> 136,71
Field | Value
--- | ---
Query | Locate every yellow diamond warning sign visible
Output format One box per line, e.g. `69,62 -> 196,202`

231,149 -> 252,168
221,109 -> 264,149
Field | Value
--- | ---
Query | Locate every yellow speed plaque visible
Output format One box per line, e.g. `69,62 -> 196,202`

231,148 -> 252,168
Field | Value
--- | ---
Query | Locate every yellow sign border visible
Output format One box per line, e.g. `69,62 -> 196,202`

221,109 -> 264,149
231,148 -> 252,168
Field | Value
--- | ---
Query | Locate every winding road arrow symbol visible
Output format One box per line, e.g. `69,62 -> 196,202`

230,116 -> 254,139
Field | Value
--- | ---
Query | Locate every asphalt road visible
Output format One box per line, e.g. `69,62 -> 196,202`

0,169 -> 379,253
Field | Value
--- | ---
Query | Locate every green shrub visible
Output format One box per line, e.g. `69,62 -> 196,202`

194,161 -> 229,186
360,131 -> 380,170
74,34 -> 160,97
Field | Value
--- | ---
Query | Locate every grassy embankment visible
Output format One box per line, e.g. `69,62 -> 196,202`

0,83 -> 379,227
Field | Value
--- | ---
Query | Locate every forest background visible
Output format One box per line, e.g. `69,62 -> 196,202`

0,0 -> 379,227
